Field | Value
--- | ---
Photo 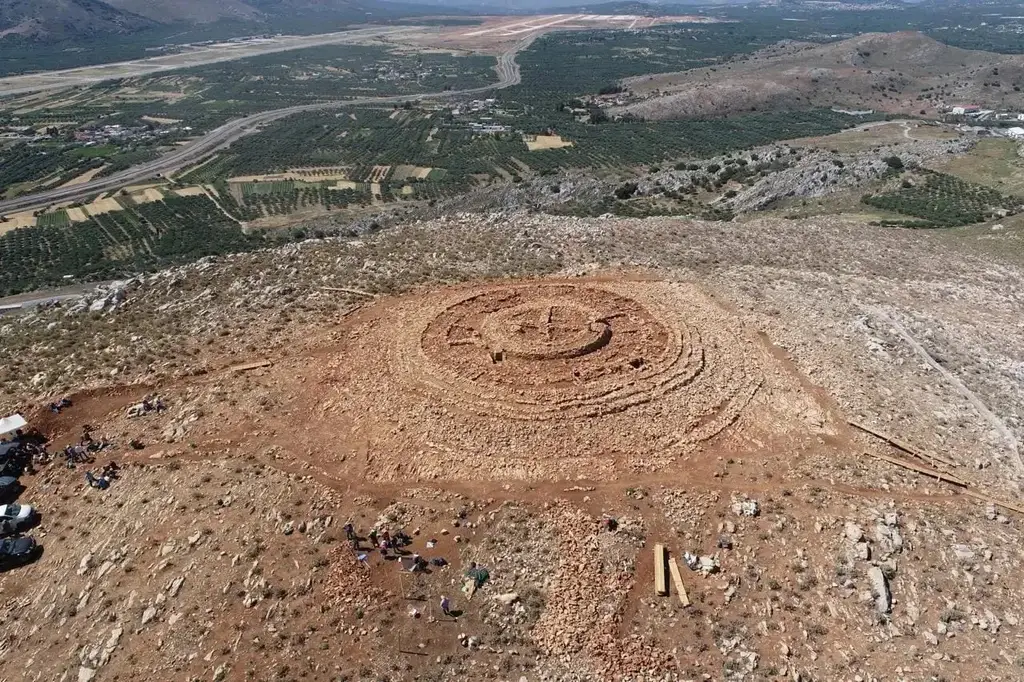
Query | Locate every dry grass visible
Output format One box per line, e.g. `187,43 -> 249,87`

524,134 -> 573,151
66,207 -> 89,222
790,122 -> 962,153
930,138 -> 1024,195
228,167 -> 352,184
141,115 -> 182,125
58,165 -> 109,188
391,165 -> 434,181
0,210 -> 37,233
85,197 -> 123,216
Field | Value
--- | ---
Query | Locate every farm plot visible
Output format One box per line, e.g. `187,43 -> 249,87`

214,105 -> 868,195
862,169 -> 1024,227
241,181 -> 297,197
173,186 -> 208,197
219,177 -> 374,221
0,195 -> 254,295
0,211 -> 37,234
391,165 -> 435,181
227,167 -> 352,184
524,134 -> 573,151
366,166 -> 392,182
36,210 -> 70,228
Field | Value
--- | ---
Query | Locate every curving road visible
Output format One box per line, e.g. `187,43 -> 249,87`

0,39 -> 529,217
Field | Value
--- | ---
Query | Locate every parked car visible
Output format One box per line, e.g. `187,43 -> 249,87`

0,476 -> 17,496
0,504 -> 36,535
0,459 -> 19,478
0,536 -> 37,568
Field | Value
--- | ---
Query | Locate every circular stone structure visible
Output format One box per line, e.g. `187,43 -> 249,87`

411,284 -> 703,420
321,278 -> 774,482
480,298 -> 612,361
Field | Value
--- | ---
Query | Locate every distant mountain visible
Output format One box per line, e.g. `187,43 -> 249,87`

0,0 -> 154,41
101,0 -> 263,24
0,0 -> 463,45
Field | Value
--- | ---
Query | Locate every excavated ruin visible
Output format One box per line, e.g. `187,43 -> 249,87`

314,278 -> 823,482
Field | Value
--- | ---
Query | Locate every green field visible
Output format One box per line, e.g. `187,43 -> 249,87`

931,138 -> 1024,196
197,105 -> 871,193
70,145 -> 117,159
862,169 -> 1024,227
0,195 -> 257,295
241,181 -> 297,197
35,210 -> 70,228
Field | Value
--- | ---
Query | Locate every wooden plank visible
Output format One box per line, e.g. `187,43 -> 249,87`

850,420 -> 957,469
863,451 -> 968,487
654,544 -> 668,596
228,360 -> 272,373
964,489 -> 1024,515
667,557 -> 690,607
320,286 -> 375,298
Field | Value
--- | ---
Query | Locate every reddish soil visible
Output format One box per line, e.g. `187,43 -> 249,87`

5,273 -> 1023,682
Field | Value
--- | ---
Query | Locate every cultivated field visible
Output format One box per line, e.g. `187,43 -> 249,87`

524,134 -> 573,151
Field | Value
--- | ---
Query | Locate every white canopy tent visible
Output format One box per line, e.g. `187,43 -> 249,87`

0,414 -> 27,437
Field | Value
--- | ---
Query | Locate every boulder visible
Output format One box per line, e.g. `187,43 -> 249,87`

867,566 -> 891,614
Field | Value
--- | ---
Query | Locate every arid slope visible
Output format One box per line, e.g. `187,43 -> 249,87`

616,32 -> 1024,119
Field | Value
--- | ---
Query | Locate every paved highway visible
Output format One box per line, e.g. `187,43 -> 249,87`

0,39 -> 529,218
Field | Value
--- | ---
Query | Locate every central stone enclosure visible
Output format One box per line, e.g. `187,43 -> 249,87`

413,284 -> 703,421
480,299 -> 612,361
319,279 -> 787,481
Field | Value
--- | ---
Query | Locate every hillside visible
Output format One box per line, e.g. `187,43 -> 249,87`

4,209 -> 1024,680
0,0 -> 153,40
101,0 -> 262,24
614,32 -> 1024,119
0,0 -> 445,45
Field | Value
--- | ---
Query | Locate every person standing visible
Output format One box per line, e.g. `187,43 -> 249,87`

440,596 -> 452,617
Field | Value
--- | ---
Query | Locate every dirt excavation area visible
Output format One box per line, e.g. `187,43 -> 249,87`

3,214 -> 1024,681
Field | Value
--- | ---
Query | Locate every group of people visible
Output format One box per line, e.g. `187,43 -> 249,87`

85,462 -> 120,490
1,427 -> 57,474
63,426 -> 112,468
342,521 -> 465,619
47,398 -> 73,414
143,397 -> 166,413
360,526 -> 414,556
128,396 -> 166,418
8,416 -> 124,492
345,523 -> 453,571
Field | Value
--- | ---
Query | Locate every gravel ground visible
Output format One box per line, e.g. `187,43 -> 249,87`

3,211 -> 1024,680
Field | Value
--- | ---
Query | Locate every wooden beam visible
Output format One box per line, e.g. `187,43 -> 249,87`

227,360 -> 272,373
863,450 -> 969,487
850,420 -> 957,469
964,489 -> 1024,515
654,544 -> 668,596
320,286 -> 375,298
667,557 -> 690,607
